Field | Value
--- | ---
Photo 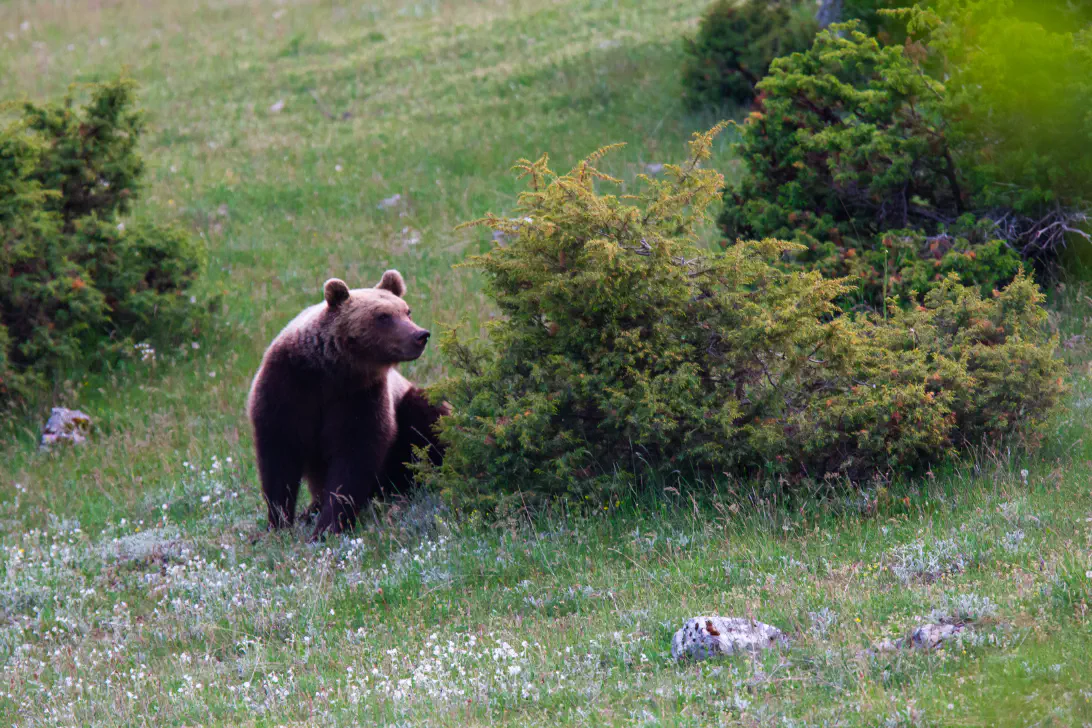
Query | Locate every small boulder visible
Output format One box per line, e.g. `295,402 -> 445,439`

671,616 -> 787,661
863,621 -> 967,656
40,407 -> 92,449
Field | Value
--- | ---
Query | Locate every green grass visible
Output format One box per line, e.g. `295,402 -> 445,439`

2,0 -> 1092,725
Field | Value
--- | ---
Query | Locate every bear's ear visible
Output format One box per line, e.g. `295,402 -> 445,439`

376,269 -> 406,298
324,278 -> 350,307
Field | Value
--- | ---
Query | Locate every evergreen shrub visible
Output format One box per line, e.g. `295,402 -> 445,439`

0,79 -> 209,408
681,0 -> 817,108
841,0 -> 915,41
681,0 -> 921,111
719,16 -> 1091,305
422,129 -> 1065,511
719,23 -> 1034,306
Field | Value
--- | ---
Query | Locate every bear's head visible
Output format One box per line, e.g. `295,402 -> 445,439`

322,270 -> 430,367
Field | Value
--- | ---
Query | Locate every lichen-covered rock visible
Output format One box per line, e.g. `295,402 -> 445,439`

671,616 -> 787,661
39,407 -> 92,449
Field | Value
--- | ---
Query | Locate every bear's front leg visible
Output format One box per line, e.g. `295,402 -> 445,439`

310,454 -> 384,540
254,431 -> 305,530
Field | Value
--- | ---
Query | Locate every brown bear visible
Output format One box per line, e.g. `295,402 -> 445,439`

247,270 -> 446,539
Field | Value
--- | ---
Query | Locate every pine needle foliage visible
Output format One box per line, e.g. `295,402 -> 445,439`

423,129 -> 1065,512
680,0 -> 918,112
841,0 -> 917,42
0,79 -> 209,410
719,18 -> 1090,306
717,22 -> 1028,307
23,79 -> 145,228
681,0 -> 818,108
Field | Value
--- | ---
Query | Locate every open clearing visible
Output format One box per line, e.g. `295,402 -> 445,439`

2,0 -> 1092,725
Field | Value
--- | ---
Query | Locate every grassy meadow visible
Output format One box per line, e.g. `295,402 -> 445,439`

2,0 -> 1092,725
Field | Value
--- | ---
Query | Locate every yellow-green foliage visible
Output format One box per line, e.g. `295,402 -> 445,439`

424,129 -> 1065,510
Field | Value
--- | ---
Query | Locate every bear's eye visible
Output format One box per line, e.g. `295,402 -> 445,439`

406,309 -> 412,318
377,312 -> 392,323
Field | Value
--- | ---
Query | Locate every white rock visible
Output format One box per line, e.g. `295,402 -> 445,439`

40,407 -> 92,449
269,99 -> 285,113
671,616 -> 787,661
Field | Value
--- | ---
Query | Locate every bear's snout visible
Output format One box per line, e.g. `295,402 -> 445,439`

399,325 -> 430,361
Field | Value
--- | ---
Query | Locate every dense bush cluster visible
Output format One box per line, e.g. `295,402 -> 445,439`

680,0 -> 922,109
720,25 -> 959,242
423,132 -> 1064,511
718,25 -> 1017,305
681,0 -> 817,108
0,79 -> 208,408
718,20 -> 1090,306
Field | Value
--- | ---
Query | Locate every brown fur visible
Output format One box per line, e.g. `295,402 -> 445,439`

247,270 -> 446,539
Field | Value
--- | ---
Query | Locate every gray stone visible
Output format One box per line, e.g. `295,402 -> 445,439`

863,621 -> 966,656
671,616 -> 787,661
40,407 -> 92,449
